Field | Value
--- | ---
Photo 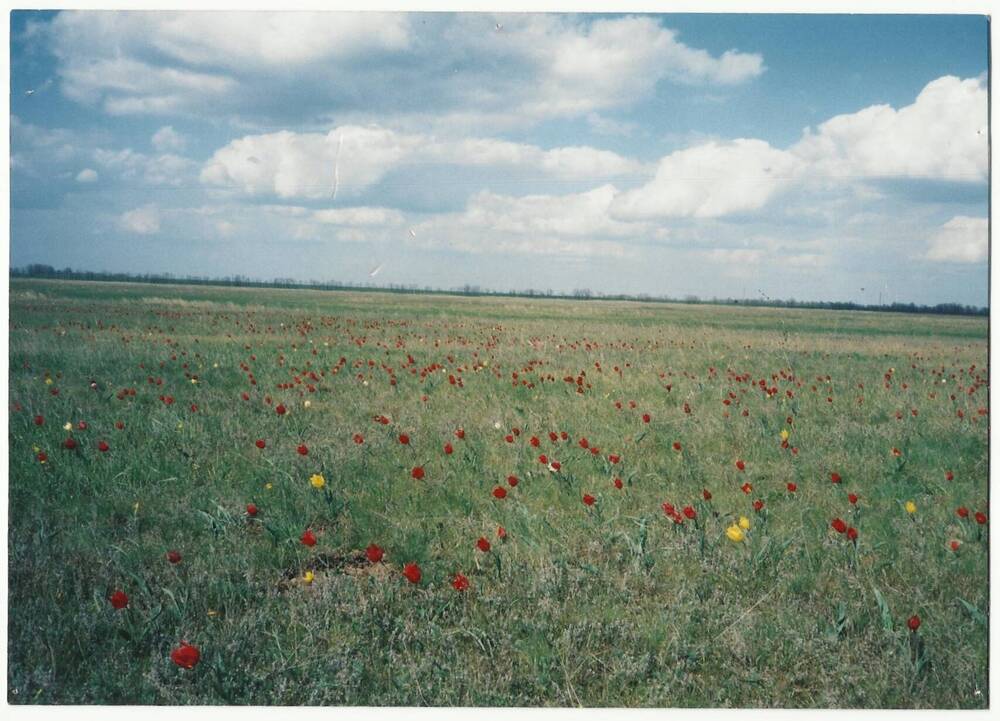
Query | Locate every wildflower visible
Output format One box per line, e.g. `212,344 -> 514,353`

741,482 -> 752,494
303,570 -> 315,585
34,415 -> 44,426
830,472 -> 841,484
549,461 -> 561,472
256,439 -> 266,449
455,428 -> 465,439
444,442 -> 453,455
476,537 -> 491,553
297,444 -> 309,456
63,437 -> 77,450
702,489 -> 712,501
310,473 -> 326,489
171,642 -> 201,669
582,494 -> 596,506
905,501 -> 917,514
613,477 -> 623,489
945,470 -> 954,481
275,404 -> 287,415
399,434 -> 410,445
738,516 -> 751,530
949,539 -> 962,552
736,460 -> 746,471
37,451 -> 47,464
957,506 -> 970,519
366,544 -> 384,563
683,505 -> 696,520
847,527 -> 858,541
109,590 -> 129,609
786,482 -> 797,493
753,499 -> 764,512
642,413 -> 651,423
353,433 -> 364,444
452,573 -> 469,591
301,529 -> 317,547
726,525 -> 745,542
907,615 -> 921,632
63,422 -> 72,431
493,486 -> 507,499
246,503 -> 258,517
98,441 -> 109,452
831,518 -> 848,534
166,550 -> 182,565
411,466 -> 425,480
780,429 -> 789,441
848,493 -> 859,505
975,511 -> 987,525
403,563 -> 421,584
673,442 -> 682,452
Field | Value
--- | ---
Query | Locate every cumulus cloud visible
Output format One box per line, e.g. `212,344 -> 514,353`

313,207 -> 406,226
93,147 -> 197,186
792,75 -> 987,182
44,12 -> 761,126
152,125 -> 185,152
120,204 -> 160,234
611,139 -> 802,219
926,216 -> 988,263
200,126 -> 645,199
75,168 -> 97,183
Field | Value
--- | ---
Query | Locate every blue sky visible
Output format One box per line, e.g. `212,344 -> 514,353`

9,11 -> 989,305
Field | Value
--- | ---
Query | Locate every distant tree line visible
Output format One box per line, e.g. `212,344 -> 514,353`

10,264 -> 988,317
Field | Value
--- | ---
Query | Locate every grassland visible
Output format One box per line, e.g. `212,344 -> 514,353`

7,278 -> 989,707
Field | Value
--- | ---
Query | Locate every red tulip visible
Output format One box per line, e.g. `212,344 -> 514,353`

847,527 -> 858,541
831,518 -> 848,534
34,415 -> 44,426
493,486 -> 507,499
683,505 -> 696,519
301,529 -> 317,547
444,442 -> 453,455
550,461 -> 561,471
98,441 -> 109,452
497,526 -> 507,539
115,421 -> 125,430
63,437 -> 77,450
538,454 -> 548,465
830,472 -> 841,484
529,436 -> 540,447
907,615 -> 921,632
702,489 -> 712,501
366,544 -> 384,563
476,537 -> 491,553
297,444 -> 308,456
608,454 -> 620,464
166,550 -> 182,564
957,506 -> 970,518
399,434 -> 410,445
741,482 -> 752,494
353,433 -> 364,444
787,482 -> 797,493
452,573 -> 469,591
642,413 -> 651,423
975,511 -> 987,525
735,460 -> 746,471
455,428 -> 465,440
673,441 -> 682,452
507,475 -> 519,487
403,563 -> 421,584
848,493 -> 858,505
945,471 -> 954,481
171,642 -> 200,669
37,451 -> 47,464
255,439 -> 266,449
275,404 -> 286,415
246,503 -> 258,517
582,494 -> 596,506
109,590 -> 129,609
78,421 -> 88,431
578,437 -> 589,449
949,539 -> 961,552
411,466 -> 425,480
752,499 -> 764,512
613,477 -> 623,489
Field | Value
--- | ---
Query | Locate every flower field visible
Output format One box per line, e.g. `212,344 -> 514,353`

7,279 -> 989,707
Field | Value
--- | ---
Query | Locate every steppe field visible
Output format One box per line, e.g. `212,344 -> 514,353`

7,278 -> 989,707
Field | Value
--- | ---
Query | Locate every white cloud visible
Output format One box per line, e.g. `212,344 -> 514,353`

120,204 -> 160,234
313,207 -> 405,226
926,216 -> 988,263
611,139 -> 802,219
201,126 -> 645,199
152,125 -> 185,152
93,147 -> 197,186
75,168 -> 97,183
792,75 -> 987,182
45,12 -> 760,126
704,248 -> 764,265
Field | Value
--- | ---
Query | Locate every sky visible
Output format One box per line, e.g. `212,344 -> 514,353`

8,11 -> 990,306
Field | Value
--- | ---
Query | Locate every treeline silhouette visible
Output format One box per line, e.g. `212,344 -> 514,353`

11,264 -> 988,317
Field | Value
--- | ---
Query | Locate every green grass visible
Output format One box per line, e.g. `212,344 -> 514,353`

7,278 -> 989,707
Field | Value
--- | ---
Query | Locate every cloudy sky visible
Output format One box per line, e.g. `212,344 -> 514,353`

9,11 -> 989,305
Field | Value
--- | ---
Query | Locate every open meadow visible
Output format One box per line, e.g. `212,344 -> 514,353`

7,278 -> 989,707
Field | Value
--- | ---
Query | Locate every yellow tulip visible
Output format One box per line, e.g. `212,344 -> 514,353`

265,482 -> 273,490
726,525 -> 745,542
63,422 -> 72,431
310,473 -> 326,489
780,429 -> 790,441
44,378 -> 53,385
303,570 -> 315,584
905,501 -> 917,514
739,516 -> 751,530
